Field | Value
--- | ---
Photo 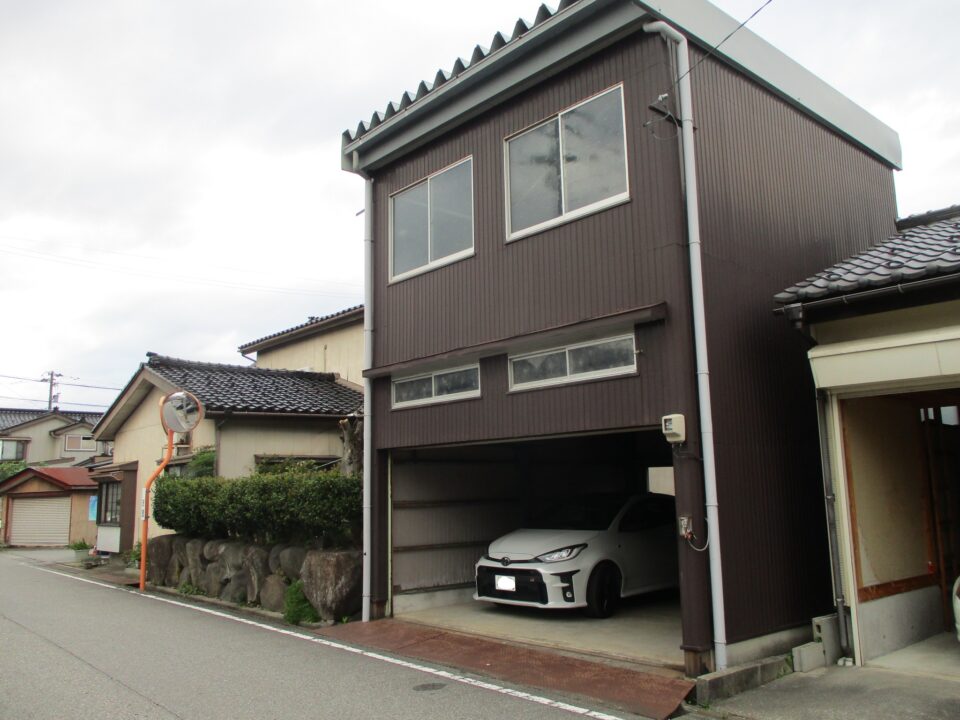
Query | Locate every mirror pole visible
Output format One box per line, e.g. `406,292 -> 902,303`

139,428 -> 175,592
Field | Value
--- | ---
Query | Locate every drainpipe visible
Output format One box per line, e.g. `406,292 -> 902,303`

643,20 -> 729,670
361,175 -> 374,622
815,390 -> 851,656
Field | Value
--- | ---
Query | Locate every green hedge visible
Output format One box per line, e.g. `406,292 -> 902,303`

153,469 -> 360,546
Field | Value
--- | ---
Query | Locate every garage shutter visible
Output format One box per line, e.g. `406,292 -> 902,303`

9,497 -> 71,546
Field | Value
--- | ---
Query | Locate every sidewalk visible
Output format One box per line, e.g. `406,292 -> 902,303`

686,663 -> 960,720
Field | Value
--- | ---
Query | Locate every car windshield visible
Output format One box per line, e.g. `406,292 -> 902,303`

526,494 -> 628,531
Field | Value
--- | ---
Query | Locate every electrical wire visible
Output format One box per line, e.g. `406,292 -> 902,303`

0,373 -> 120,390
0,395 -> 108,408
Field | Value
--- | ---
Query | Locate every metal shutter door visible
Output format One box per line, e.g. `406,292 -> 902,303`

9,497 -> 71,546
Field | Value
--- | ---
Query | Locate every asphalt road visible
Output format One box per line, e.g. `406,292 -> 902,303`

0,549 -> 626,720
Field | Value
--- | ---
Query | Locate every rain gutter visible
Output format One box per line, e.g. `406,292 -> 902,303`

643,18 -> 729,670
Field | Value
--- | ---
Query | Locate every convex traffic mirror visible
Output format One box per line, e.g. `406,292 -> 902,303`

160,391 -> 204,433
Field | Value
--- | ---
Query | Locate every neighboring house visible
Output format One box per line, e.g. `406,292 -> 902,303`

341,0 -> 902,674
0,467 -> 97,546
91,353 -> 363,553
775,204 -> 960,666
239,305 -> 364,386
0,408 -> 111,468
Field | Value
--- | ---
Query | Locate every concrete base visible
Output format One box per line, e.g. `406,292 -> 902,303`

695,655 -> 792,705
392,586 -> 475,614
792,641 -> 827,672
858,585 -> 942,661
725,624 -> 812,666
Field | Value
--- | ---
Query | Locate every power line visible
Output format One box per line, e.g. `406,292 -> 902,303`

0,373 -> 121,391
0,395 -> 108,408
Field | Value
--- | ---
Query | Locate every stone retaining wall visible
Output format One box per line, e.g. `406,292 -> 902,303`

146,535 -> 361,621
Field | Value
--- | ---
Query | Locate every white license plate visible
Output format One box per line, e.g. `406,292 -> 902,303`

495,575 -> 516,592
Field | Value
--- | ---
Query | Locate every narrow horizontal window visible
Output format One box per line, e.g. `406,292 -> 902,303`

392,364 -> 481,408
509,334 -> 636,391
506,85 -> 628,240
391,158 -> 474,281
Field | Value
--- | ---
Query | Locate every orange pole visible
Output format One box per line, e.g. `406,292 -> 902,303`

139,428 -> 175,591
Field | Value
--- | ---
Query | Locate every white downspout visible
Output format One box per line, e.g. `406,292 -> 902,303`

643,20 -> 729,670
361,176 -> 374,622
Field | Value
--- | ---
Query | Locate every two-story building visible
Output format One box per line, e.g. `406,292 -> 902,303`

342,0 -> 901,675
0,408 -> 110,468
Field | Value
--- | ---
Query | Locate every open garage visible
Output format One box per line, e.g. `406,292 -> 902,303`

386,430 -> 685,669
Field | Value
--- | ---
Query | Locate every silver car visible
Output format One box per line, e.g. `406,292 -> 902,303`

475,493 -> 678,617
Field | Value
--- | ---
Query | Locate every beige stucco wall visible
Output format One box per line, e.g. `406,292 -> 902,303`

255,322 -> 363,385
842,395 -> 930,587
113,385 -> 216,538
217,419 -> 344,478
2,417 -> 101,466
69,491 -> 97,545
812,299 -> 960,345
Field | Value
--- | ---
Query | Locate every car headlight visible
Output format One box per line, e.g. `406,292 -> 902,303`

536,544 -> 587,563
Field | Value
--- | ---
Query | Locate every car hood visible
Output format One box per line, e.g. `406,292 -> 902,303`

487,529 -> 598,560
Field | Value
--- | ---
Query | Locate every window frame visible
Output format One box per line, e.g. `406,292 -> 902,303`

508,333 -> 638,392
504,84 -> 630,242
0,438 -> 26,461
65,434 -> 96,452
391,363 -> 482,409
388,156 -> 475,283
99,481 -> 121,526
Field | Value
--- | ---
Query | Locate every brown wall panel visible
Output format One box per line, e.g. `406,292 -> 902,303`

691,52 -> 897,642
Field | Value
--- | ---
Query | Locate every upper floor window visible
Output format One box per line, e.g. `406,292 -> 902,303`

65,434 -> 96,452
506,85 -> 628,240
391,157 -> 474,281
392,364 -> 481,409
0,439 -> 25,461
509,333 -> 636,391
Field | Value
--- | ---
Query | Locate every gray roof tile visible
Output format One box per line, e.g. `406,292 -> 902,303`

238,305 -> 363,353
775,205 -> 960,303
0,409 -> 102,433
144,355 -> 362,416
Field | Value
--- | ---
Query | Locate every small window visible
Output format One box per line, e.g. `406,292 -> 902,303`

99,482 -> 121,525
65,434 -> 96,452
391,158 -> 474,281
509,334 -> 636,391
506,85 -> 628,239
0,439 -> 25,461
392,364 -> 481,408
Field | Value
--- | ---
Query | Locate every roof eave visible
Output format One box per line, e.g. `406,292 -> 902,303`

93,368 -> 177,441
343,0 -> 901,175
238,307 -> 364,354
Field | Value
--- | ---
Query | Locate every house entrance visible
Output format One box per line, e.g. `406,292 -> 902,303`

838,390 -> 960,675
387,430 -> 685,670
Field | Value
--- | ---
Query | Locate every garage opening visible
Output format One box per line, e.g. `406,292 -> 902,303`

839,391 -> 960,675
389,430 -> 684,669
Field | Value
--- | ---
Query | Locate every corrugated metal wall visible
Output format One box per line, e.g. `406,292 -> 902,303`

690,52 -> 898,643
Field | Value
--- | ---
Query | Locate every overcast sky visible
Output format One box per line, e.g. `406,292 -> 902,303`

1,0 -> 957,412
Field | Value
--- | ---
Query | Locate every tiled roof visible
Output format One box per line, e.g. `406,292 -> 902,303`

775,206 -> 960,304
0,408 -> 103,433
0,466 -> 96,493
343,1 -> 577,144
239,305 -> 363,353
144,354 -> 362,416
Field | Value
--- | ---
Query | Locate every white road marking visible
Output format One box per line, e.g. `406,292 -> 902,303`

27,564 -> 626,720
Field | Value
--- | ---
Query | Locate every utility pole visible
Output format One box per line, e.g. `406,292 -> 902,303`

41,370 -> 62,410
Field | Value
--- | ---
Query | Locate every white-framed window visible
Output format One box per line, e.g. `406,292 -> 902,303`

505,85 -> 629,240
65,434 -> 96,452
390,157 -> 474,282
508,333 -> 637,391
392,364 -> 481,409
0,439 -> 25,461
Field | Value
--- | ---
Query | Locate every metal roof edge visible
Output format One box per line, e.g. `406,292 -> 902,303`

342,0 -> 901,173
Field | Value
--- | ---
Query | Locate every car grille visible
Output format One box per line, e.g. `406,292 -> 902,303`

476,566 -> 547,604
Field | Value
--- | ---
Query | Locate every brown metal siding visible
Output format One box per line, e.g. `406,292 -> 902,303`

691,52 -> 898,643
370,35 -> 689,372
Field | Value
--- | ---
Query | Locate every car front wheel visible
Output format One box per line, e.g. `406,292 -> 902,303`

584,563 -> 621,618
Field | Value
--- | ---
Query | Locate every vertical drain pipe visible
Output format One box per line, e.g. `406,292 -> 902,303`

361,173 -> 374,622
816,389 -> 851,656
643,20 -> 729,670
